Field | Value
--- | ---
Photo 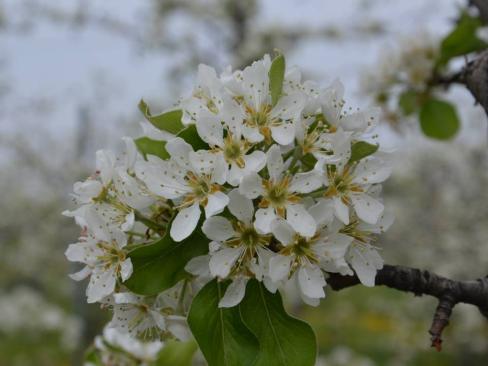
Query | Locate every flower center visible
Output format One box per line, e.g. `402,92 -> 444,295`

260,176 -> 300,216
324,165 -> 363,203
281,235 -> 319,264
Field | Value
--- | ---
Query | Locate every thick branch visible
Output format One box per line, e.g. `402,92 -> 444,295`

328,264 -> 488,350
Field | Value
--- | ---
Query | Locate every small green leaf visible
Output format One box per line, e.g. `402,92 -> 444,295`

398,90 -> 418,116
239,280 -> 317,366
139,99 -> 185,134
419,98 -> 460,140
348,141 -> 379,163
176,124 -> 208,151
439,13 -> 487,65
134,137 -> 170,160
269,54 -> 286,106
188,280 -> 259,366
125,227 -> 208,295
155,340 -> 198,366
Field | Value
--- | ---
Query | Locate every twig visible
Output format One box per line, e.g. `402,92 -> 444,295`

328,264 -> 488,350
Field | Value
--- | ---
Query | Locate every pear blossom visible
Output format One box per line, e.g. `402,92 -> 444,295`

65,229 -> 132,303
239,145 -> 322,236
316,155 -> 391,225
135,137 -> 229,241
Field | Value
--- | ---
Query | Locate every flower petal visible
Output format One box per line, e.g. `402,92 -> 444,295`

170,203 -> 201,242
202,216 -> 235,241
270,218 -> 295,245
209,247 -> 243,278
185,255 -> 211,277
239,172 -> 263,199
254,207 -> 277,234
166,137 -> 193,170
348,244 -> 383,287
308,199 -> 334,227
120,258 -> 133,282
269,254 -> 293,283
196,111 -> 224,146
289,171 -> 323,194
228,189 -> 254,224
270,123 -> 295,145
333,197 -> 350,224
298,266 -> 326,299
219,277 -> 249,308
204,191 -> 229,218
266,145 -> 284,181
286,204 -> 316,237
352,157 -> 391,185
350,193 -> 384,225
86,267 -> 117,303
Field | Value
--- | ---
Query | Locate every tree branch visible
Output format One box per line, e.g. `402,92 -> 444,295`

328,264 -> 488,350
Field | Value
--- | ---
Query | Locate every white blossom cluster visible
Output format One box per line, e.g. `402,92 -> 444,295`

65,54 -> 393,342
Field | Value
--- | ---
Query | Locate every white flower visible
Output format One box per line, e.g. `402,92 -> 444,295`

223,56 -> 305,145
65,229 -> 132,303
196,109 -> 266,185
109,287 -> 190,341
317,155 -> 391,225
135,137 -> 229,241
239,145 -> 322,236
198,190 -> 272,307
342,211 -> 395,286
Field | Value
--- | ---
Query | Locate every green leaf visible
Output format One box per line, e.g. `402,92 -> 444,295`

348,141 -> 379,163
139,99 -> 185,134
134,137 -> 170,160
398,90 -> 418,116
125,227 -> 208,296
269,54 -> 286,106
239,280 -> 317,366
176,124 -> 208,151
439,13 -> 487,65
155,340 -> 198,366
419,98 -> 460,140
188,280 -> 259,366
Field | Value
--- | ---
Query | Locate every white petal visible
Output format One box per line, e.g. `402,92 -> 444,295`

219,277 -> 249,308
239,172 -> 263,199
185,255 -> 211,277
348,244 -> 383,287
286,204 -> 316,237
352,158 -> 391,185
170,203 -> 201,242
122,136 -> 138,170
96,149 -> 115,185
114,292 -> 143,304
266,145 -> 284,181
270,123 -> 295,145
73,180 -> 103,201
202,216 -> 235,241
270,218 -> 295,245
120,258 -> 133,282
350,193 -> 384,224
69,266 -> 91,281
189,150 -> 217,176
228,189 -> 254,224
209,247 -> 243,278
243,150 -> 266,173
86,267 -> 117,303
254,207 -> 277,234
298,266 -> 326,299
269,254 -> 293,283
166,137 -> 193,169
308,199 -> 334,227
289,171 -> 323,194
150,310 -> 167,330
270,93 -> 304,121
242,125 -> 264,143
204,191 -> 229,218
196,111 -> 224,146
358,210 -> 395,234
333,197 -> 349,224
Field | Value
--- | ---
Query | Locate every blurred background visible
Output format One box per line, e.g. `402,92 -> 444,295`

0,0 -> 487,365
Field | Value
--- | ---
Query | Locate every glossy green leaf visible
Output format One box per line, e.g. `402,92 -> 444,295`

155,340 -> 198,366
439,13 -> 487,65
398,90 -> 418,116
348,141 -> 379,163
419,98 -> 460,140
269,54 -> 286,106
134,137 -> 169,160
176,124 -> 208,151
125,227 -> 208,295
188,280 -> 259,366
139,99 -> 185,134
239,280 -> 317,366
